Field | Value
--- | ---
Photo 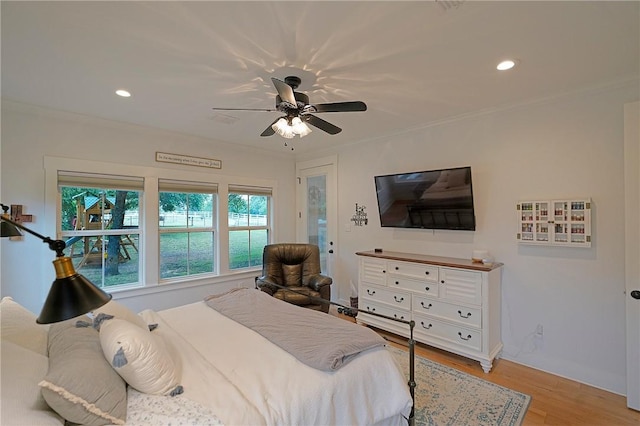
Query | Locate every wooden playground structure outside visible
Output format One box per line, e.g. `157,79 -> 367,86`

68,194 -> 138,267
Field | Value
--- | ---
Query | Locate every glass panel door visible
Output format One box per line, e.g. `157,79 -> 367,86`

296,156 -> 337,279
306,175 -> 328,272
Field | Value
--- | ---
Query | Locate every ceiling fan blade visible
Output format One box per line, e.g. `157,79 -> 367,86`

271,78 -> 297,106
212,107 -> 276,112
303,114 -> 342,135
260,117 -> 281,137
308,101 -> 367,113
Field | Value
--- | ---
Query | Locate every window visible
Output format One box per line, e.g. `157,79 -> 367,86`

228,185 -> 271,269
159,179 -> 217,280
58,172 -> 143,288
49,157 -> 276,293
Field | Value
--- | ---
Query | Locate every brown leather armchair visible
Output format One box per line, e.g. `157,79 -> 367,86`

255,243 -> 332,313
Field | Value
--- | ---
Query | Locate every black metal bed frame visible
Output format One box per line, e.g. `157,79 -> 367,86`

256,281 -> 416,426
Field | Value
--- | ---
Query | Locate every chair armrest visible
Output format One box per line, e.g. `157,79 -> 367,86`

307,274 -> 332,292
255,276 -> 279,296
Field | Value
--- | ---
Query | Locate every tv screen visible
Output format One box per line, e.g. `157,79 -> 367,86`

374,166 -> 476,231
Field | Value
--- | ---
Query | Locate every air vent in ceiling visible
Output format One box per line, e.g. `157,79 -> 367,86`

436,0 -> 465,11
210,113 -> 239,125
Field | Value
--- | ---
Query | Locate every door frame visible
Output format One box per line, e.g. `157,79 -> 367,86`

295,155 -> 338,278
624,100 -> 639,410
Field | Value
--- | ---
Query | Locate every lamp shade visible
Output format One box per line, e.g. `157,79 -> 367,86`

272,117 -> 296,139
1,219 -> 22,237
291,117 -> 312,137
0,214 -> 111,323
36,257 -> 112,324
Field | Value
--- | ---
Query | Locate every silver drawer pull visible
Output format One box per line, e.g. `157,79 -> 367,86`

458,310 -> 472,319
458,332 -> 472,341
393,296 -> 404,303
367,289 -> 376,296
421,322 -> 433,330
420,302 -> 432,309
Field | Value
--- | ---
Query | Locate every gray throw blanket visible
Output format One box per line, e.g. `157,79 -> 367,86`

204,288 -> 386,371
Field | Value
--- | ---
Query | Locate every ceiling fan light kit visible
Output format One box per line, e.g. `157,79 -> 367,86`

272,118 -> 296,139
272,116 -> 312,139
212,75 -> 367,144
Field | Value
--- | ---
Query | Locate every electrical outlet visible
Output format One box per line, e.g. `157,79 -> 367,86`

535,324 -> 543,336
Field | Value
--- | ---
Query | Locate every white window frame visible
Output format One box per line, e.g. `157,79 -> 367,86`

158,179 -> 218,281
44,156 -> 277,297
57,171 -> 145,290
227,184 -> 272,270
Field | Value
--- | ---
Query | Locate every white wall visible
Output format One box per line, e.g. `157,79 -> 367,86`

300,81 -> 639,394
2,79 -> 638,395
0,100 -> 297,314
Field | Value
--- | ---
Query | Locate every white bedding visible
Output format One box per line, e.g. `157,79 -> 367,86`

125,388 -> 223,425
140,300 -> 413,426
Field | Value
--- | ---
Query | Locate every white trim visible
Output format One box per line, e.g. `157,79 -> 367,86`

624,101 -> 640,410
44,155 -> 277,291
295,155 -> 338,285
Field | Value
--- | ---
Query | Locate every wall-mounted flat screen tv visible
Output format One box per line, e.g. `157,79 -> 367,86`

374,166 -> 476,231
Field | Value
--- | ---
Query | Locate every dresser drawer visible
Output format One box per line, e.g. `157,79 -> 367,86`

388,276 -> 439,297
413,313 -> 482,351
388,261 -> 438,282
361,284 -> 411,311
412,296 -> 481,328
360,299 -> 411,322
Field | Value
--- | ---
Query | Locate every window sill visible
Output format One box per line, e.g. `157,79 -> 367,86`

107,268 -> 261,300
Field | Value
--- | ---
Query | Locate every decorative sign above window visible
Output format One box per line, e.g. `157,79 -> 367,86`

156,152 -> 222,169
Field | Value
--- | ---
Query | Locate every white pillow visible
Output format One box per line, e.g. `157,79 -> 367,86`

99,318 -> 182,396
92,300 -> 148,330
0,296 -> 49,355
1,340 -> 63,425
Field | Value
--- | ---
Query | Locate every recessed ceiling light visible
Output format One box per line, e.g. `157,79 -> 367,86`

115,89 -> 131,97
497,60 -> 516,71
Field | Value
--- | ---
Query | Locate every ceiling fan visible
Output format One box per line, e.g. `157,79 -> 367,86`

212,76 -> 367,138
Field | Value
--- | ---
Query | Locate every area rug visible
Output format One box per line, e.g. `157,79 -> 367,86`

389,345 -> 531,426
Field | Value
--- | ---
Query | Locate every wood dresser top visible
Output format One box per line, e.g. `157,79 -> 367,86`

355,250 -> 503,272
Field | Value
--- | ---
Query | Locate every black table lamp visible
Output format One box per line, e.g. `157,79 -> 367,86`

1,204 -> 22,237
0,210 -> 112,324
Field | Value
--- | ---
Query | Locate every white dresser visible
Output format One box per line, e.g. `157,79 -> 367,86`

356,250 -> 503,373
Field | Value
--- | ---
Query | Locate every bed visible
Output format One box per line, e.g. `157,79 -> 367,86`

0,289 -> 413,425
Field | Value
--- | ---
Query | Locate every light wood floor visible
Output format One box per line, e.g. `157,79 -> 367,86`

332,308 -> 640,425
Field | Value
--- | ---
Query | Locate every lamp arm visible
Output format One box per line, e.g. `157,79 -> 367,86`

0,216 -> 66,257
1,209 -> 112,324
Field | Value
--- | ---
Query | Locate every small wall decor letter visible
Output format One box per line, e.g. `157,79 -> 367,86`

11,205 -> 33,224
9,204 -> 33,241
350,203 -> 368,226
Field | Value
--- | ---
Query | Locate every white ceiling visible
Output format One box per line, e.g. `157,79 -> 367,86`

2,1 -> 639,155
